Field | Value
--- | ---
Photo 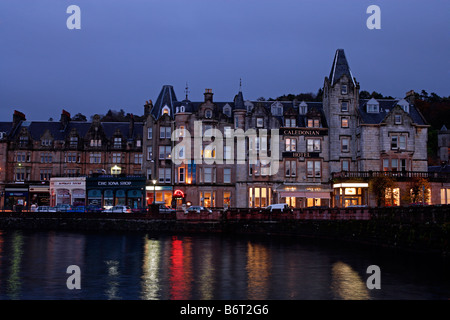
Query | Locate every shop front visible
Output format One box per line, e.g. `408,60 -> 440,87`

50,177 -> 86,207
87,176 -> 145,209
4,186 -> 29,210
145,185 -> 173,207
276,185 -> 332,208
332,183 -> 369,207
29,184 -> 50,207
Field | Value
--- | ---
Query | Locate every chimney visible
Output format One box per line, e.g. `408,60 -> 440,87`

144,99 -> 153,116
129,113 -> 134,138
60,109 -> 71,130
204,89 -> 213,103
405,90 -> 415,104
13,110 -> 26,127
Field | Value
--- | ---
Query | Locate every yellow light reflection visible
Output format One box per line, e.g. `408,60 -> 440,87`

199,240 -> 214,300
331,261 -> 370,300
7,231 -> 24,300
141,238 -> 161,300
246,242 -> 270,300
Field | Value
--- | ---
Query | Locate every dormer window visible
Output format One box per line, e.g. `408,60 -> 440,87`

299,102 -> 308,115
397,99 -> 409,113
256,118 -> 264,128
114,137 -> 122,148
271,102 -> 283,116
366,98 -> 379,113
41,139 -> 52,146
394,115 -> 402,125
223,104 -> 232,117
70,136 -> 78,147
162,106 -> 170,115
90,139 -> 102,147
205,109 -> 213,119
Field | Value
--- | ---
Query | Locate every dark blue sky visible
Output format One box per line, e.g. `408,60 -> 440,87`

1,0 -> 449,121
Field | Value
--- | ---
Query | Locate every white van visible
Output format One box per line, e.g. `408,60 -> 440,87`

265,203 -> 291,212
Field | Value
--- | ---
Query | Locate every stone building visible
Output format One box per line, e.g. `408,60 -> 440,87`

142,49 -> 440,208
0,110 -> 144,209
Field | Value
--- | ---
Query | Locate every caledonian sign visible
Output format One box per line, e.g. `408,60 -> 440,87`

280,128 -> 327,136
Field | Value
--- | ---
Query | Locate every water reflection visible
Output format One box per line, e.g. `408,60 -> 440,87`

7,231 -> 24,300
169,236 -> 193,299
141,237 -> 161,300
246,242 -> 270,300
197,238 -> 215,300
331,261 -> 370,300
105,260 -> 121,300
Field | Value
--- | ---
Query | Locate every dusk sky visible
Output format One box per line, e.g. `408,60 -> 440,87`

0,0 -> 449,121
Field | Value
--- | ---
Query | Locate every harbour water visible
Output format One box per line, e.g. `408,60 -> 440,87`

0,229 -> 448,300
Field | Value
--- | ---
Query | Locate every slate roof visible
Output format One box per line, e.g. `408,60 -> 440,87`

151,85 -> 178,120
329,49 -> 356,86
358,99 -> 427,125
6,120 -> 143,141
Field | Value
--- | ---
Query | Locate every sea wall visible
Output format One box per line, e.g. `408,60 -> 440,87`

0,205 -> 448,257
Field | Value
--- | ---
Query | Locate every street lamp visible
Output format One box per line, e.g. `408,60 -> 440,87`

152,179 -> 157,204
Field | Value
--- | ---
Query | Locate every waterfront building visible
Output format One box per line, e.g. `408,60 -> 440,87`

0,110 -> 144,210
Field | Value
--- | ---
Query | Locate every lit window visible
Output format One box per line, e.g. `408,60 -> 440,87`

285,138 -> 296,152
341,117 -> 349,128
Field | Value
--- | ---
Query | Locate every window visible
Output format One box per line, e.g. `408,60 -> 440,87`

40,153 -> 53,163
341,117 -> 349,128
224,126 -> 232,138
66,152 -> 78,163
175,146 -> 185,160
341,85 -> 347,95
224,192 -> 231,207
342,159 -> 350,171
307,139 -> 321,152
147,146 -> 153,160
204,125 -> 213,137
136,140 -> 141,147
205,109 -> 213,118
178,167 -> 185,183
114,137 -> 122,148
89,152 -> 101,163
162,106 -> 170,115
134,154 -> 143,164
285,160 -> 296,177
223,106 -> 232,117
16,152 -> 26,162
401,159 -> 407,171
39,169 -> 52,181
70,136 -> 78,147
235,116 -> 239,128
147,128 -> 153,139
19,136 -> 28,146
394,115 -> 402,124
204,167 -> 213,183
383,159 -> 389,171
248,187 -> 271,208
224,146 -> 232,160
90,139 -> 101,147
41,139 -> 52,146
307,160 -> 321,177
285,138 -> 296,152
392,159 -> 398,171
307,119 -> 320,128
256,118 -> 264,128
15,167 -> 27,181
285,118 -> 296,127
158,168 -> 171,183
367,104 -> 379,113
203,147 -> 216,159
391,135 -> 406,150
146,169 -> 152,180
341,102 -> 348,112
159,146 -> 172,159
112,153 -> 121,163
224,168 -> 231,183
178,126 -> 186,137
341,137 -> 350,152
160,126 -> 171,139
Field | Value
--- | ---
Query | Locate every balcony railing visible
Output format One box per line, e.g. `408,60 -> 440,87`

332,171 -> 450,182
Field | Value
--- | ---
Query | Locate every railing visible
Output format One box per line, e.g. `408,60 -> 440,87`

332,171 -> 450,182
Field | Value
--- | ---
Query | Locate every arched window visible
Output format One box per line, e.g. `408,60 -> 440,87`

162,106 -> 170,116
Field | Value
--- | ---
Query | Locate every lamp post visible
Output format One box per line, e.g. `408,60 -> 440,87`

152,179 -> 157,204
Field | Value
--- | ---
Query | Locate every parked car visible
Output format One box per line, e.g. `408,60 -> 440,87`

36,206 -> 57,212
264,203 -> 292,212
86,205 -> 103,213
153,204 -> 175,214
105,205 -> 132,213
185,206 -> 212,214
54,204 -> 72,212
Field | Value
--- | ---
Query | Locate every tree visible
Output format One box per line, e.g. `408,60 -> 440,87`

370,175 -> 395,207
72,113 -> 87,121
408,177 -> 430,204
